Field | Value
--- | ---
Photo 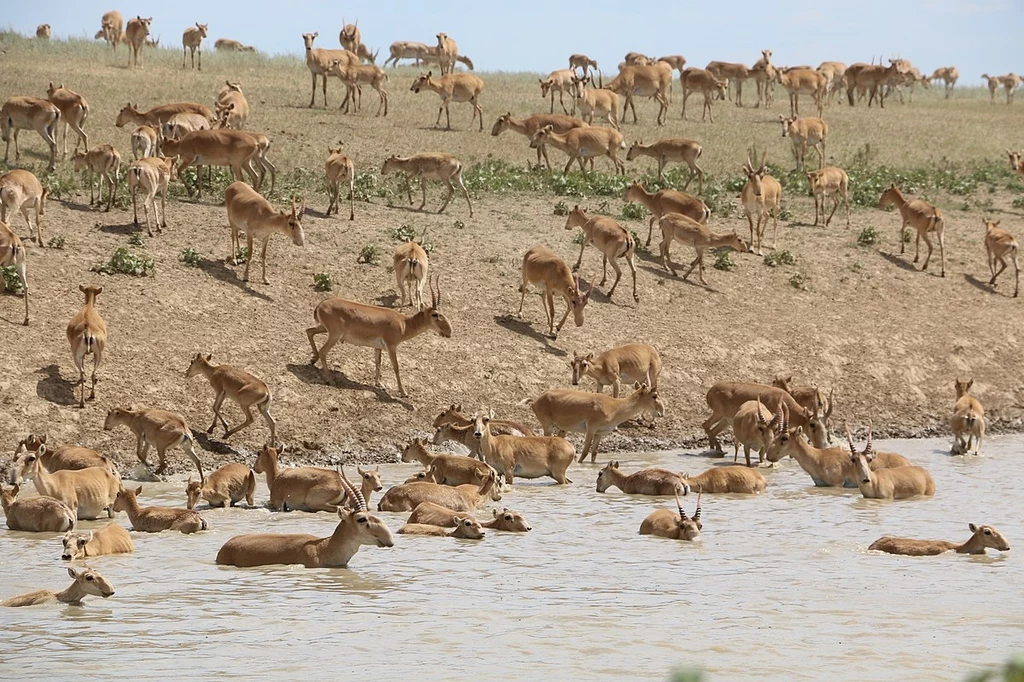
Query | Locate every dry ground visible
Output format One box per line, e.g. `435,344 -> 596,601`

1,34 -> 1023,473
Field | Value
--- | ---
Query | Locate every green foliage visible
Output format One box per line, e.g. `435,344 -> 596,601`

553,200 -> 570,216
47,234 -> 67,249
93,247 -> 154,277
777,204 -> 794,221
1013,196 -> 1024,209
128,233 -> 145,246
966,653 -> 1024,682
313,273 -> 333,291
669,669 -> 705,682
621,201 -> 646,221
453,219 -> 466,229
390,224 -> 417,242
629,229 -> 647,253
1,266 -> 24,293
789,272 -> 810,290
902,228 -> 912,243
764,250 -> 796,267
352,171 -> 393,203
179,247 -> 201,267
357,245 -> 380,265
572,231 -> 586,245
235,246 -> 250,263
857,226 -> 881,246
713,251 -> 736,271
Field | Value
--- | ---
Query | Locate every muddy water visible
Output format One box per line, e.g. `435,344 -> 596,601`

1,436 -> 1021,681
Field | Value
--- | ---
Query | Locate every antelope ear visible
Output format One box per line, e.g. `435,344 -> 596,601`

611,460 -> 619,469
586,353 -> 594,360
969,523 -> 978,533
68,567 -> 80,579
493,509 -> 500,518
206,353 -> 213,361
135,486 -> 143,496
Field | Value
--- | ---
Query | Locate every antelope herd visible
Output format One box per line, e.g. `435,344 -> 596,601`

0,19 -> 1017,611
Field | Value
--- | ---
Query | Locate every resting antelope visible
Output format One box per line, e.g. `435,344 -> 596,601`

951,378 -> 985,456
128,157 -> 170,236
870,524 -> 1010,556
565,205 -> 638,302
45,83 -> 89,158
401,438 -> 495,486
572,76 -> 620,129
532,382 -> 665,463
626,138 -> 704,190
640,489 -> 702,540
182,22 -> 208,70
410,71 -> 484,131
780,116 -> 827,170
325,147 -> 355,220
215,38 -> 256,52
473,410 -> 576,485
982,218 -> 1019,296
393,237 -> 429,310
846,426 -> 934,499
540,69 -> 578,115
217,467 -> 393,568
125,16 -> 153,68
596,461 -> 689,496
36,24 -> 51,39
61,524 -> 134,560
224,182 -> 305,284
624,181 -> 709,248
377,473 -> 501,512
0,220 -> 29,324
329,61 -> 389,117
740,151 -> 782,255
103,406 -> 204,481
408,503 -> 532,532
114,486 -> 207,534
100,11 -> 123,52
703,380 -> 824,452
603,64 -> 672,125
779,68 -> 826,117
306,276 -> 450,397
732,398 -> 782,467
186,463 -> 255,509
399,516 -> 485,539
658,212 -> 747,285
518,244 -> 592,339
1,96 -> 60,172
66,284 -> 106,408
807,167 -> 850,228
0,169 -> 47,248
384,41 -> 431,67
680,68 -> 727,122
491,112 -> 589,169
682,465 -> 767,494
571,344 -> 661,397
2,568 -> 114,607
12,448 -> 120,519
2,485 -> 76,532
569,54 -> 599,80
768,421 -> 909,488
530,124 -> 626,175
185,353 -> 276,445
72,145 -> 120,212
878,184 -> 944,276
302,32 -> 357,107
381,153 -> 473,216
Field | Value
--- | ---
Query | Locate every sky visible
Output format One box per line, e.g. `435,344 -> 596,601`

8,0 -> 1021,82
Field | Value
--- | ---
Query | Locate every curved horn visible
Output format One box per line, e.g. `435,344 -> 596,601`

745,150 -> 753,172
338,464 -> 366,511
693,491 -> 702,522
844,424 -> 857,458
864,424 -> 874,457
760,150 -> 768,171
780,401 -> 789,434
674,488 -> 687,520
756,394 -> 767,426
429,274 -> 438,308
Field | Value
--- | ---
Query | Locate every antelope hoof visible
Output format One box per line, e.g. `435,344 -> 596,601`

262,278 -> 270,285
206,426 -> 215,434
633,294 -> 640,303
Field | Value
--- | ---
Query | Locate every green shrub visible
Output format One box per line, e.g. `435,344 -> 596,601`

390,224 -> 417,242
47,234 -> 67,249
713,251 -> 736,271
553,200 -> 570,216
93,247 -> 154,276
357,245 -> 380,265
789,272 -> 810,290
313,273 -> 333,291
621,201 -> 646,221
764,250 -> 796,267
128,233 -> 145,246
1,266 -> 24,293
179,247 -> 201,267
235,246 -> 250,263
857,226 -> 880,246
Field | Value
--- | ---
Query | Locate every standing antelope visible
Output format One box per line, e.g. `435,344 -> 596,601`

772,376 -> 834,445
750,50 -> 776,107
845,60 -> 908,107
564,205 -> 638,302
394,238 -> 429,310
983,218 -> 1019,296
182,22 -> 208,70
705,61 -> 750,105
534,382 -> 666,463
45,83 -> 89,159
870,524 -> 1010,556
0,221 -> 28,324
186,463 -> 255,509
306,277 -> 450,397
160,130 -> 261,198
731,398 -> 782,467
115,102 -> 215,130
491,112 -> 589,170
704,381 -> 824,452
807,167 -> 850,228
569,54 -> 599,80
303,32 -> 357,108
330,61 -> 389,117
128,157 -> 170,237
817,61 -> 848,104
224,182 -> 305,285
998,74 -> 1022,104
325,147 -> 355,220
540,70 -> 578,115
103,406 -> 204,481
603,64 -> 671,125
435,33 -> 458,75
381,153 -> 473,216
125,16 -> 153,68
626,138 -> 704,190
570,344 -> 661,397
0,169 -> 47,247
658,213 -> 747,285
530,124 -> 626,175
624,181 -> 709,248
680,68 -> 726,122
131,126 -> 157,159
846,426 -> 934,500
185,353 -> 276,446
518,244 -> 592,339
338,20 -> 361,53
740,151 -> 782,255
951,378 -> 985,456
66,285 -> 106,408
410,71 -> 485,131
72,145 -> 120,212
640,490 -> 702,540
473,411 -> 575,485
780,116 -> 827,169
1,96 -> 60,172
1008,150 -> 1024,182
779,68 -> 826,117
878,184 -> 944,276
572,76 -> 620,129
101,11 -> 124,52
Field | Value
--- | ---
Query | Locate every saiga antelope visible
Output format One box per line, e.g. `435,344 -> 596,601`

1,96 -> 60,172
779,68 -> 826,117
46,83 -> 89,158
473,410 -> 575,485
224,182 -> 305,285
186,463 -> 255,509
338,20 -> 361,54
517,244 -> 592,339
807,167 -> 850,228
303,32 -> 357,107
61,524 -> 134,560
0,169 -> 47,247
328,61 -> 389,116
540,69 -> 578,115
569,54 -> 599,81
565,205 -> 638,302
71,145 -> 120,212
182,22 -> 208,70
603,64 -> 671,125
626,138 -> 704,191
571,76 -> 620,129
490,112 -> 589,170
950,378 -> 984,456
740,151 -> 782,255
325,146 -> 355,220
306,276 -> 451,397
2,568 -> 114,607
66,285 -> 106,408
705,60 -> 750,105
103,405 -> 205,481
571,343 -> 661,397
100,11 -> 123,53
160,130 -> 261,199
870,524 -> 1009,556
128,157 -> 170,236
125,16 -> 153,68
658,213 -> 747,285
624,181 -> 709,248
185,353 -> 277,445
393,236 -> 429,310
381,153 -> 473,217
780,116 -> 827,169
596,461 -> 689,496
435,33 -> 459,75
529,124 -> 626,175
703,380 -> 824,452
679,68 -> 727,122
410,71 -> 485,132
878,184 -> 944,276
846,425 -> 934,499
36,24 -> 51,40
114,485 -> 207,534
983,218 -> 1019,296
639,489 -> 702,540
2,485 -> 75,532
0,220 -> 29,324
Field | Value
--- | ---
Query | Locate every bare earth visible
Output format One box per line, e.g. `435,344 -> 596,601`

1,36 -> 1023,474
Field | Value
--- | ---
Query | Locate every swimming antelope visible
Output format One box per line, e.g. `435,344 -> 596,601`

639,489 -> 702,540
846,425 -> 934,500
870,524 -> 1009,556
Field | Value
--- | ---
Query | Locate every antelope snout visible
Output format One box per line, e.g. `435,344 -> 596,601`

61,553 -> 73,561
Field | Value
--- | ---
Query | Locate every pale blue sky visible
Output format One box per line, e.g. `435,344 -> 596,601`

9,0 -> 1020,82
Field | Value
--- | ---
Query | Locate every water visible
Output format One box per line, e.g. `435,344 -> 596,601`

2,436 -> 1021,681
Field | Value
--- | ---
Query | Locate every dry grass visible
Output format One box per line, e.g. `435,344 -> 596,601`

2,32 -> 1023,471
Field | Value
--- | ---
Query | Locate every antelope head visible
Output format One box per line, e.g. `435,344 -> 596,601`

674,488 -> 702,541
420,275 -> 452,337
493,508 -> 532,532
743,150 -> 768,196
954,377 -> 974,399
357,465 -> 383,493
62,530 -> 95,561
779,115 -> 795,138
570,351 -> 595,386
568,274 -> 593,327
410,72 -> 432,92
845,423 -> 875,483
338,465 -> 394,548
302,32 -> 319,50
632,381 -> 666,418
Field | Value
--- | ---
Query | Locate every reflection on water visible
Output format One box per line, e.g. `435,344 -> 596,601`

1,436 -> 1022,681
